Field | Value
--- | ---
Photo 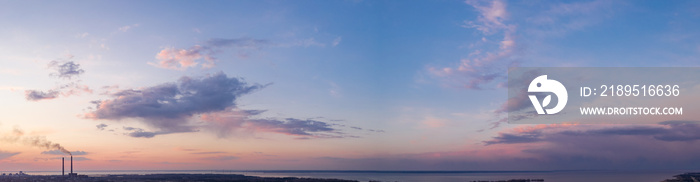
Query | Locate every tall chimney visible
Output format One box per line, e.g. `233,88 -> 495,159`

62,157 -> 65,176
70,155 -> 73,174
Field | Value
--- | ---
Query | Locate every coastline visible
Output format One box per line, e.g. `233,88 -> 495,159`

0,170 -> 695,182
0,173 -> 358,182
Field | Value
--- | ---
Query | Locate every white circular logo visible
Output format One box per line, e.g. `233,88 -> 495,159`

528,75 -> 568,115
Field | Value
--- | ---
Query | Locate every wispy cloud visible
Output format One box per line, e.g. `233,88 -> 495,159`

0,151 -> 20,160
151,38 -> 271,70
332,36 -> 342,47
313,122 -> 700,170
477,121 -> 700,169
200,108 -> 351,139
484,121 -> 700,145
190,151 -> 227,155
25,82 -> 93,101
428,0 -> 518,89
151,36 -> 336,70
201,155 -> 238,161
118,24 -> 139,32
25,57 -> 92,101
525,0 -> 614,37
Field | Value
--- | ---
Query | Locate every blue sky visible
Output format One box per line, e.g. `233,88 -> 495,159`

0,0 -> 699,171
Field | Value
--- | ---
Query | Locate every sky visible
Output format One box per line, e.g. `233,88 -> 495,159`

1,0 -> 700,171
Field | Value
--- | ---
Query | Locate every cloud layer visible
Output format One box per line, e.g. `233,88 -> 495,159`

310,122 -> 700,170
476,121 -> 700,169
484,121 -> 700,145
200,108 -> 349,139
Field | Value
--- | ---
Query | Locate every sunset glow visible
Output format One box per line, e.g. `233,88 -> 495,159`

1,0 -> 700,174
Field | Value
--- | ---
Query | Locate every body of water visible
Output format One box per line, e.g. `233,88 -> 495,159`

4,170 -> 687,182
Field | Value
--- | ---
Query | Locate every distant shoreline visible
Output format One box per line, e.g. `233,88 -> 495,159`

2,170 -> 694,182
4,169 -> 654,174
0,173 -> 358,182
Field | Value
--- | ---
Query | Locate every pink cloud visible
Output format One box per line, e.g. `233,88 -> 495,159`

150,38 -> 271,70
151,46 -> 205,70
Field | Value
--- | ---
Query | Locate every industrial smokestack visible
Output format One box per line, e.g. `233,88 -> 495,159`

62,157 -> 65,176
70,155 -> 73,174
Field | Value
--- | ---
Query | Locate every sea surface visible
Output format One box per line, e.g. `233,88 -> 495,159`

3,170 -> 687,182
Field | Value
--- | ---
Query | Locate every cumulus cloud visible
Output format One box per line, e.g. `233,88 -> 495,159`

428,0 -> 518,89
121,127 -> 163,138
25,89 -> 60,101
48,60 -> 85,79
85,72 -> 264,135
151,38 -> 271,70
96,124 -> 108,131
87,72 -> 362,139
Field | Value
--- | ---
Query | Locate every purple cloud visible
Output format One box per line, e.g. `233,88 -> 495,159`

201,108 -> 352,139
484,121 -> 700,145
483,131 -> 543,145
122,127 -> 162,138
25,59 -> 92,101
48,61 -> 85,79
25,89 -> 60,101
88,72 -> 358,139
86,72 -> 264,136
96,123 -> 108,131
